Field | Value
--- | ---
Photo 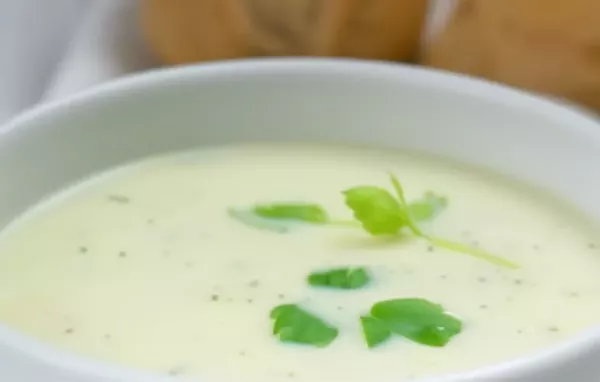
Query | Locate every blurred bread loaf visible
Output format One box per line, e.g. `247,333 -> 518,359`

422,0 -> 600,111
140,0 -> 428,64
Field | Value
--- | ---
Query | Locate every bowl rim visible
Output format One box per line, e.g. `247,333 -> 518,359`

1,57 -> 600,382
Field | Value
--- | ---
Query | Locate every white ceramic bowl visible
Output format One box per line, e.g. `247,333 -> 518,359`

1,59 -> 600,382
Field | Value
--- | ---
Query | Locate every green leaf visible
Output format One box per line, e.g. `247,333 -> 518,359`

360,316 -> 392,348
388,174 -> 425,237
270,304 -> 339,348
343,186 -> 408,235
368,298 -> 462,347
228,208 -> 291,233
254,203 -> 329,223
308,267 -> 370,289
409,192 -> 448,221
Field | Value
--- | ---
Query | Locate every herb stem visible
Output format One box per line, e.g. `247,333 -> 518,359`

389,174 -> 425,237
390,173 -> 518,270
427,236 -> 519,270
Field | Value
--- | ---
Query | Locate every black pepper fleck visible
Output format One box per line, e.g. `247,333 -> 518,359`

248,280 -> 260,288
64,328 -> 74,334
287,372 -> 296,378
104,334 -> 112,340
569,291 -> 580,298
247,299 -> 254,304
118,251 -> 127,258
147,218 -> 155,225
517,329 -> 524,334
427,246 -> 434,252
278,294 -> 285,300
589,243 -> 596,249
479,304 -> 488,310
211,294 -> 220,302
533,244 -> 540,251
548,326 -> 560,332
78,246 -> 88,254
477,277 -> 487,283
439,274 -> 448,280
514,279 -> 523,285
239,350 -> 247,356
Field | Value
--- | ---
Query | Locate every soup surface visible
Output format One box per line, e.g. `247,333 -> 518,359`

0,144 -> 599,382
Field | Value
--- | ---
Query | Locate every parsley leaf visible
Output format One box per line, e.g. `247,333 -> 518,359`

342,186 -> 408,235
409,192 -> 448,221
254,203 -> 329,223
228,208 -> 291,233
388,174 -> 425,237
360,316 -> 392,348
270,304 -> 339,347
362,298 -> 462,348
229,203 -> 329,233
308,267 -> 370,289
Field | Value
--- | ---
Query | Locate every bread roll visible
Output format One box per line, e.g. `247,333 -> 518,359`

422,0 -> 600,111
140,0 -> 428,64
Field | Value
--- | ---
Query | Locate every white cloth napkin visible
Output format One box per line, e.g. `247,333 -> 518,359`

0,0 -> 88,123
43,0 -> 159,102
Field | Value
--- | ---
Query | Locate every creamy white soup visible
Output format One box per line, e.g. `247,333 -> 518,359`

0,144 -> 599,382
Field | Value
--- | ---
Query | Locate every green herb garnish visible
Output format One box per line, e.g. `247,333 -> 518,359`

308,267 -> 370,289
254,203 -> 329,223
228,208 -> 291,233
270,304 -> 338,347
360,316 -> 392,348
388,174 -> 427,237
343,187 -> 409,235
343,174 -> 517,269
361,298 -> 462,348
408,192 -> 448,221
228,174 -> 517,269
